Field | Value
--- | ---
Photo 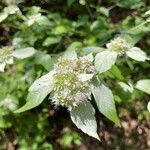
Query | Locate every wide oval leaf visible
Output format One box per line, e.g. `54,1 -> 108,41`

91,77 -> 120,126
95,50 -> 118,73
63,49 -> 77,60
135,79 -> 150,94
147,101 -> 150,112
12,47 -> 36,59
14,71 -> 55,113
70,101 -> 100,141
126,47 -> 148,62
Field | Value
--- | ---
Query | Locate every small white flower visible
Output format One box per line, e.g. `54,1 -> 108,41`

0,46 -> 36,72
0,46 -> 14,72
52,55 -> 95,109
106,37 -> 131,54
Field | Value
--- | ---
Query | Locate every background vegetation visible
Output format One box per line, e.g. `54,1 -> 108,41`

0,0 -> 150,149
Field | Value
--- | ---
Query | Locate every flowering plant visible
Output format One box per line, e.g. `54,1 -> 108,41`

0,46 -> 36,72
14,37 -> 149,140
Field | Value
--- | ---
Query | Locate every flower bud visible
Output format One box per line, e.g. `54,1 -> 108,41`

106,37 -> 130,54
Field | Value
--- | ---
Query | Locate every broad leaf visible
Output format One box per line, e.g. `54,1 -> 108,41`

95,50 -> 118,73
34,52 -> 53,71
13,47 -> 36,59
118,82 -> 133,93
126,47 -> 148,62
82,46 -> 105,55
135,79 -> 150,94
145,10 -> 150,15
63,49 -> 77,60
0,13 -> 8,22
78,74 -> 94,82
42,37 -> 61,46
108,65 -> 124,81
70,101 -> 100,140
14,91 -> 49,113
14,71 -> 55,113
91,77 -> 120,126
29,71 -> 55,92
82,53 -> 94,62
0,62 -> 6,72
147,101 -> 150,112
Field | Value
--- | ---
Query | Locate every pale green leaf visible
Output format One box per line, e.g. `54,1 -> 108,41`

91,77 -> 120,126
67,42 -> 82,51
95,50 -> 118,73
63,49 -> 77,60
14,71 -> 55,113
126,47 -> 148,62
0,62 -> 6,72
82,46 -> 105,55
145,10 -> 150,15
78,73 -> 94,82
43,37 -> 61,46
14,91 -> 49,113
147,101 -> 150,112
13,47 -> 36,59
82,53 -> 94,62
0,13 -> 8,22
29,71 -> 55,92
34,52 -> 53,71
97,7 -> 109,17
118,82 -> 133,93
70,101 -> 100,140
135,79 -> 150,94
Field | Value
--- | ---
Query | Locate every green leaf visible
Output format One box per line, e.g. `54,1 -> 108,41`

67,42 -> 82,51
95,50 -> 118,73
108,65 -> 124,81
63,49 -> 77,60
14,71 -> 55,113
118,82 -> 133,93
0,12 -> 8,22
42,37 -> 61,46
67,0 -> 76,6
91,77 -> 120,126
126,47 -> 149,62
34,52 -> 53,71
70,101 -> 100,140
78,74 -> 94,82
148,101 -> 150,112
81,53 -> 93,62
135,79 -> 150,94
82,46 -> 105,55
13,47 -> 36,59
97,7 -> 109,17
145,10 -> 150,15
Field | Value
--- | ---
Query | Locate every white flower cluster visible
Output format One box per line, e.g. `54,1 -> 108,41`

0,46 -> 14,72
106,37 -> 130,54
52,56 -> 95,109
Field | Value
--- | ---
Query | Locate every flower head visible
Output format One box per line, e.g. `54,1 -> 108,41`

0,46 -> 14,72
52,55 -> 95,109
106,37 -> 130,54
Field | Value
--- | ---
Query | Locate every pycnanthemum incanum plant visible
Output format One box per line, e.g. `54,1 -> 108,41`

15,50 -> 121,140
14,36 -> 150,140
14,42 -> 150,140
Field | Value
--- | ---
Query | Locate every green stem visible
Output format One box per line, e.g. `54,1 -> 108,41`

127,21 -> 147,33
